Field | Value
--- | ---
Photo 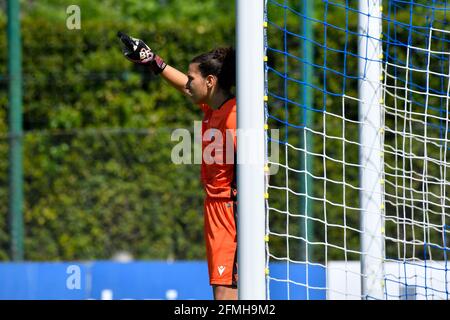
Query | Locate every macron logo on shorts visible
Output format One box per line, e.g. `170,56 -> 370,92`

218,265 -> 226,276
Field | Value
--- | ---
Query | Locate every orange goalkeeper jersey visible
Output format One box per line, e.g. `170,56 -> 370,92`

200,97 -> 237,199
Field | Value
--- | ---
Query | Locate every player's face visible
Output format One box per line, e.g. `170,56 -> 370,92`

186,63 -> 209,104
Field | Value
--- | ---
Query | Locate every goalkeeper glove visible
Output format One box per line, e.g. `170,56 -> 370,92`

117,31 -> 167,74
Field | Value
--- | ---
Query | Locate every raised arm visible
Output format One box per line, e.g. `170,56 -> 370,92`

160,65 -> 190,96
117,31 -> 191,97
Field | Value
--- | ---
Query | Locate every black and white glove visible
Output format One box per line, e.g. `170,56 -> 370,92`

117,31 -> 167,74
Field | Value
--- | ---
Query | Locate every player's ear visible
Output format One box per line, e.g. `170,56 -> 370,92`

206,75 -> 217,89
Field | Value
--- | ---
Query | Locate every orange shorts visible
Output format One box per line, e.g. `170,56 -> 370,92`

203,198 -> 238,286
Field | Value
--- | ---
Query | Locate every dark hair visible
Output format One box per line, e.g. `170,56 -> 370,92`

191,47 -> 236,92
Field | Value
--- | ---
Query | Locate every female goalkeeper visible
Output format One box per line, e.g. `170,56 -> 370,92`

118,32 -> 238,300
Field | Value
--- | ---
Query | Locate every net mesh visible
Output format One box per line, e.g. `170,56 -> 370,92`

265,0 -> 450,299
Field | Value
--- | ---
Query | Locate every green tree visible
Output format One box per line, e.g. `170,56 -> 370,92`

0,0 -> 235,261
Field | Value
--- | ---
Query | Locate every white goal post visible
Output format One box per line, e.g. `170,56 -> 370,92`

358,0 -> 384,300
236,0 -> 266,300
